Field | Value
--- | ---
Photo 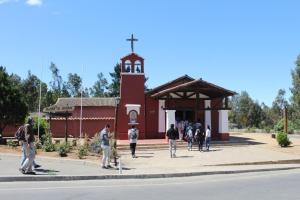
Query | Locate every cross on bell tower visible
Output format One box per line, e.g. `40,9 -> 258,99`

126,34 -> 138,53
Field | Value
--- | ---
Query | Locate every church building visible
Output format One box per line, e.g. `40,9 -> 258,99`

44,35 -> 236,140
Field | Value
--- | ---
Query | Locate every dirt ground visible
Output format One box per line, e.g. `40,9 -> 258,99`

231,132 -> 300,156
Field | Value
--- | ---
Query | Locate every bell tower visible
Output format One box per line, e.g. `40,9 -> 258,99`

117,34 -> 146,139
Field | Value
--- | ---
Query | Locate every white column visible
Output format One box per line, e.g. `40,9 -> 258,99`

158,100 -> 165,133
166,110 -> 176,132
218,110 -> 229,133
205,100 -> 211,130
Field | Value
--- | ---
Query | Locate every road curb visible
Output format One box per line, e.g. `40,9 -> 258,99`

1,166 -> 299,182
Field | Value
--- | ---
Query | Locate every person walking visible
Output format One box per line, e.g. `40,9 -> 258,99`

186,124 -> 194,151
128,125 -> 138,158
19,117 -> 36,175
205,125 -> 211,151
195,128 -> 205,151
166,124 -> 179,158
100,124 -> 112,169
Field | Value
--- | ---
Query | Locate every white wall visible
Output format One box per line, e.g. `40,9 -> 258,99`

158,100 -> 165,133
205,100 -> 211,130
166,110 -> 176,132
218,110 -> 229,133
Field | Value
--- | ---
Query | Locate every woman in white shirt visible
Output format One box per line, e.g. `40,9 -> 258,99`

205,125 -> 211,151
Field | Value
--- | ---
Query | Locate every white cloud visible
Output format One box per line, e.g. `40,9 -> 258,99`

26,0 -> 42,6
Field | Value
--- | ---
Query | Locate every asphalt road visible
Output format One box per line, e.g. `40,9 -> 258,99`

0,169 -> 300,200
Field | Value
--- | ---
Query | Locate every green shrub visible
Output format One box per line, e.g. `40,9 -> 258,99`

62,142 -> 72,153
7,140 -> 18,148
72,139 -> 77,147
276,132 -> 291,147
88,133 -> 102,154
42,133 -> 55,152
27,116 -> 49,143
35,141 -> 43,149
77,145 -> 88,159
274,119 -> 295,134
57,144 -> 68,157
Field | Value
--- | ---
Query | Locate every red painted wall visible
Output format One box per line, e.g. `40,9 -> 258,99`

145,95 -> 162,139
2,124 -> 19,137
118,74 -> 146,139
50,119 -> 115,138
49,106 -> 115,138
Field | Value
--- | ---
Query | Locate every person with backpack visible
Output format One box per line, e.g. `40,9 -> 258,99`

194,127 -> 205,151
166,124 -> 179,158
185,124 -> 194,151
100,124 -> 112,169
128,125 -> 138,158
19,117 -> 36,175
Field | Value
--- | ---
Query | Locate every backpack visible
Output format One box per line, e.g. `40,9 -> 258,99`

130,129 -> 137,140
15,125 -> 26,141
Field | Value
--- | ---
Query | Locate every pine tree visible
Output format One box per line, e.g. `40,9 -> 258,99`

108,64 -> 121,97
290,55 -> 300,128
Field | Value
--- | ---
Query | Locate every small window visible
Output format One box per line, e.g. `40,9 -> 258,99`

129,110 -> 138,123
125,60 -> 131,72
134,60 -> 141,73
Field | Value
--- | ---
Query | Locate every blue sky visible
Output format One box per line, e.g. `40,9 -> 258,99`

1,0 -> 299,106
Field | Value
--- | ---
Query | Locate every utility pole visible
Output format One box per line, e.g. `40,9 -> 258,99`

284,106 -> 288,134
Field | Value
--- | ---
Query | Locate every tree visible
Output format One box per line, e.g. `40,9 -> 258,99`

67,73 -> 82,97
247,101 -> 263,128
229,91 -> 264,128
290,55 -> 300,128
108,63 -> 121,97
49,62 -> 63,95
260,103 -> 274,130
49,62 -> 70,103
271,89 -> 288,123
90,72 -> 108,97
228,95 -> 240,128
0,66 -> 28,135
22,71 -> 40,112
238,91 -> 254,127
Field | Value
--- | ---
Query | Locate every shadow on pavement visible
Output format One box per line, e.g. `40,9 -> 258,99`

135,156 -> 153,158
229,136 -> 266,145
35,168 -> 60,175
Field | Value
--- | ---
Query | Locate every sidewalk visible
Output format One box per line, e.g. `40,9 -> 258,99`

1,132 -> 300,182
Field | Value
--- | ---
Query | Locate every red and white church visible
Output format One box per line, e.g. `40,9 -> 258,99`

44,36 -> 236,140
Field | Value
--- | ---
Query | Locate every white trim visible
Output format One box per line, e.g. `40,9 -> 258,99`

158,100 -> 165,133
205,100 -> 211,130
218,110 -> 229,133
121,73 -> 145,76
166,110 -> 176,132
125,104 -> 141,115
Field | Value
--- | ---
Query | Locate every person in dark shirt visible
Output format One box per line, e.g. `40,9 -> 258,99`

166,124 -> 179,158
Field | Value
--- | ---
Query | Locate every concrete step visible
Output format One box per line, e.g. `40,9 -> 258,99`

117,141 -> 249,151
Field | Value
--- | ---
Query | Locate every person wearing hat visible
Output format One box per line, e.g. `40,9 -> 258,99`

19,117 -> 36,174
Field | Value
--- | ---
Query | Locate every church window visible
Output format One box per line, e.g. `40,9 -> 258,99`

134,60 -> 141,73
125,60 -> 131,73
129,110 -> 138,123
